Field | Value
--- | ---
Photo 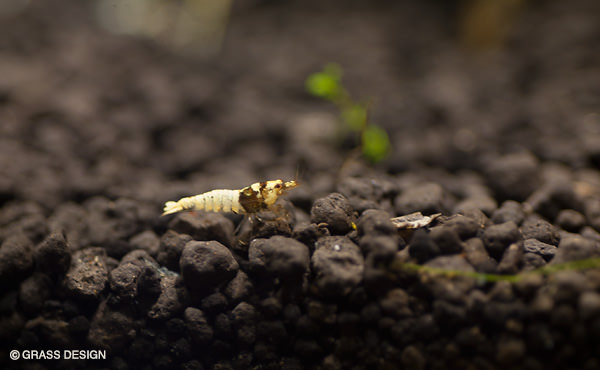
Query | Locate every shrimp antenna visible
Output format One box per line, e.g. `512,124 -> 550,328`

293,163 -> 306,186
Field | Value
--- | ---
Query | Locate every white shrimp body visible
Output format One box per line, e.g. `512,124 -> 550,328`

162,179 -> 298,216
162,189 -> 241,215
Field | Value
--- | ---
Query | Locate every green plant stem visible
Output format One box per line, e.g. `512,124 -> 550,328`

392,257 -> 600,283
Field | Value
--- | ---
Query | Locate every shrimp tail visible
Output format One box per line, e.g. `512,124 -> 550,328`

162,195 -> 198,215
162,200 -> 185,216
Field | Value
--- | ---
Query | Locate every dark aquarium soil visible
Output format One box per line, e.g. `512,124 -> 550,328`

2,0 -> 600,369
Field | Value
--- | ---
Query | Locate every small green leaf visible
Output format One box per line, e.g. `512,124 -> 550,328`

305,63 -> 393,164
305,63 -> 342,100
362,124 -> 390,163
341,104 -> 367,131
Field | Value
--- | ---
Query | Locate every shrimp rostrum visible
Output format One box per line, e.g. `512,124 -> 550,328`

162,179 -> 298,216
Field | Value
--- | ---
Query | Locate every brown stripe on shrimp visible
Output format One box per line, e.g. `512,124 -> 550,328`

238,185 -> 264,213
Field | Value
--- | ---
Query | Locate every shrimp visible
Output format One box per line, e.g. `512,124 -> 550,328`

162,179 -> 299,216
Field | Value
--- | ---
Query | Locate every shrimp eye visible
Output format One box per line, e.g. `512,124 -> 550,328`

275,184 -> 282,188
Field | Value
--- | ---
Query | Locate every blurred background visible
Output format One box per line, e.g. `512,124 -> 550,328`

0,0 -> 599,210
